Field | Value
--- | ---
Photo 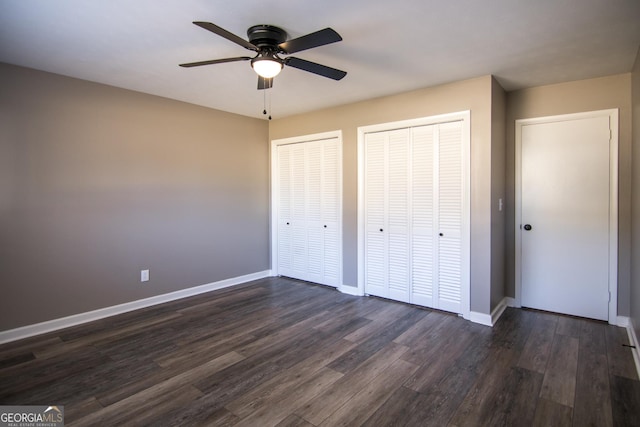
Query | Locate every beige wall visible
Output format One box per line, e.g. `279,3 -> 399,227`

505,74 -> 633,316
491,77 -> 507,309
270,75 -> 500,315
631,47 -> 640,335
0,63 -> 270,330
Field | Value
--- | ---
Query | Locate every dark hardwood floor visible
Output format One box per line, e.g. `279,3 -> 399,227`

1,277 -> 639,426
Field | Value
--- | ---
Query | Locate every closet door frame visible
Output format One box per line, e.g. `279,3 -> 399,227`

271,130 -> 343,288
357,111 -> 471,319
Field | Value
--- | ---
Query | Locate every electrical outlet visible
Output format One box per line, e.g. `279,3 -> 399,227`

141,269 -> 149,282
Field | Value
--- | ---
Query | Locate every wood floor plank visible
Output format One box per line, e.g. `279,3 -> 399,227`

317,358 -> 418,426
573,352 -> 613,427
402,319 -> 477,392
610,374 -> 640,426
196,407 -> 240,427
275,414 -> 315,427
71,351 -> 243,425
362,298 -> 414,321
517,314 -> 558,373
605,325 -> 639,380
341,317 -> 387,343
295,341 -> 409,426
233,310 -> 331,358
152,331 -> 257,369
556,315 -> 583,337
580,318 -> 607,356
398,313 -> 460,366
539,334 -> 579,407
0,345 -> 112,402
392,310 -> 447,345
448,347 -> 520,426
532,398 -> 572,427
14,350 -> 163,407
170,305 -> 277,347
225,338 -> 355,418
64,397 -> 103,424
0,351 -> 36,370
361,386 -> 428,427
0,336 -> 63,366
68,384 -> 203,426
233,367 -> 343,427
326,308 -> 427,374
489,307 -> 537,351
96,349 -> 245,407
485,367 -> 544,426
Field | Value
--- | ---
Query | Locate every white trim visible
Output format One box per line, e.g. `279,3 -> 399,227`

514,109 -> 619,324
469,311 -> 493,327
625,319 -> 640,379
0,270 -> 271,344
469,297 -> 515,327
357,111 -> 471,319
617,316 -> 631,328
270,130 -> 343,288
338,285 -> 363,296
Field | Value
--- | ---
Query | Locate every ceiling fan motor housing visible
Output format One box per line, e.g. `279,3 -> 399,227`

247,25 -> 288,50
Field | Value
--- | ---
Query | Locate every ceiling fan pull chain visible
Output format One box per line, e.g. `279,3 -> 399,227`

263,88 -> 267,116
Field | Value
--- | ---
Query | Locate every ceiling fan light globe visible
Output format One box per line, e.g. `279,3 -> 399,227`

252,58 -> 283,78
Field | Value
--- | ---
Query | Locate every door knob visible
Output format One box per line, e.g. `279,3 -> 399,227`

523,224 -> 532,231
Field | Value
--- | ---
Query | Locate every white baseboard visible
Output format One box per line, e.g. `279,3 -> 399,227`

469,311 -> 492,327
0,270 -> 272,344
338,285 -> 363,296
625,318 -> 640,379
469,297 -> 515,328
617,316 -> 630,327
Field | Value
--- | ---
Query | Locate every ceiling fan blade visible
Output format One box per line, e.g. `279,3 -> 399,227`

257,76 -> 274,90
279,28 -> 342,54
193,21 -> 258,51
285,57 -> 347,80
179,57 -> 252,68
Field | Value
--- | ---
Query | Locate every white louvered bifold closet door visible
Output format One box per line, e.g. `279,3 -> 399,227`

276,138 -> 341,287
363,121 -> 464,313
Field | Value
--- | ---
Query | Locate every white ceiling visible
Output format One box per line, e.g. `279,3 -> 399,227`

1,0 -> 639,119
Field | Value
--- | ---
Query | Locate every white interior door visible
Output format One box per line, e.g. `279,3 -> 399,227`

520,114 -> 612,321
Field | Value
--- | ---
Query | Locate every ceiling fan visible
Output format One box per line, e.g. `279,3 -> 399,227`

179,21 -> 347,89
